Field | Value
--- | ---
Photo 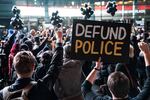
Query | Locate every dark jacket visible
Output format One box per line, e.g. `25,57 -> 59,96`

54,58 -> 84,100
0,43 -> 63,100
33,63 -> 51,81
82,67 -> 150,100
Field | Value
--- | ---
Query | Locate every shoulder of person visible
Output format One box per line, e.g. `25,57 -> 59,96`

63,59 -> 83,68
1,86 -> 13,100
95,95 -> 112,100
0,87 -> 5,96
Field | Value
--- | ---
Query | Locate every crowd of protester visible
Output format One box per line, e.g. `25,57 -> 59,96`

0,25 -> 149,100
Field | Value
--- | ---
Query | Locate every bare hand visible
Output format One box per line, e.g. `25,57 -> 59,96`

94,61 -> 103,69
138,42 -> 150,54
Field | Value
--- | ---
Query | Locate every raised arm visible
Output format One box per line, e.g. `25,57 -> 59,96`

41,29 -> 63,90
133,42 -> 150,100
32,37 -> 48,56
82,60 -> 103,99
85,61 -> 102,84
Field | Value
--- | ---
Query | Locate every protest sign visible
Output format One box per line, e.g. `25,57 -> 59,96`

71,19 -> 131,63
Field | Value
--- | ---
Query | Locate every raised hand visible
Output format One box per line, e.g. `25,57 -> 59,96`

138,42 -> 150,66
138,42 -> 150,54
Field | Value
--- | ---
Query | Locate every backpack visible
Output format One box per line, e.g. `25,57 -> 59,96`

2,81 -> 37,100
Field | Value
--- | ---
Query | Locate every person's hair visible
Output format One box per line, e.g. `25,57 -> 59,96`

20,43 -> 29,51
34,36 -> 40,43
22,37 -> 28,43
18,34 -> 25,39
13,51 -> 36,75
107,72 -> 130,98
24,40 -> 33,51
115,63 -> 128,76
40,50 -> 53,65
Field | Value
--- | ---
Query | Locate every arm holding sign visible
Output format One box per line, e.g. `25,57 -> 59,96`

85,61 -> 102,84
41,29 -> 63,90
81,60 -> 106,99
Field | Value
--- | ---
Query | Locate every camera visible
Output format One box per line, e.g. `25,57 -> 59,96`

10,5 -> 24,30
